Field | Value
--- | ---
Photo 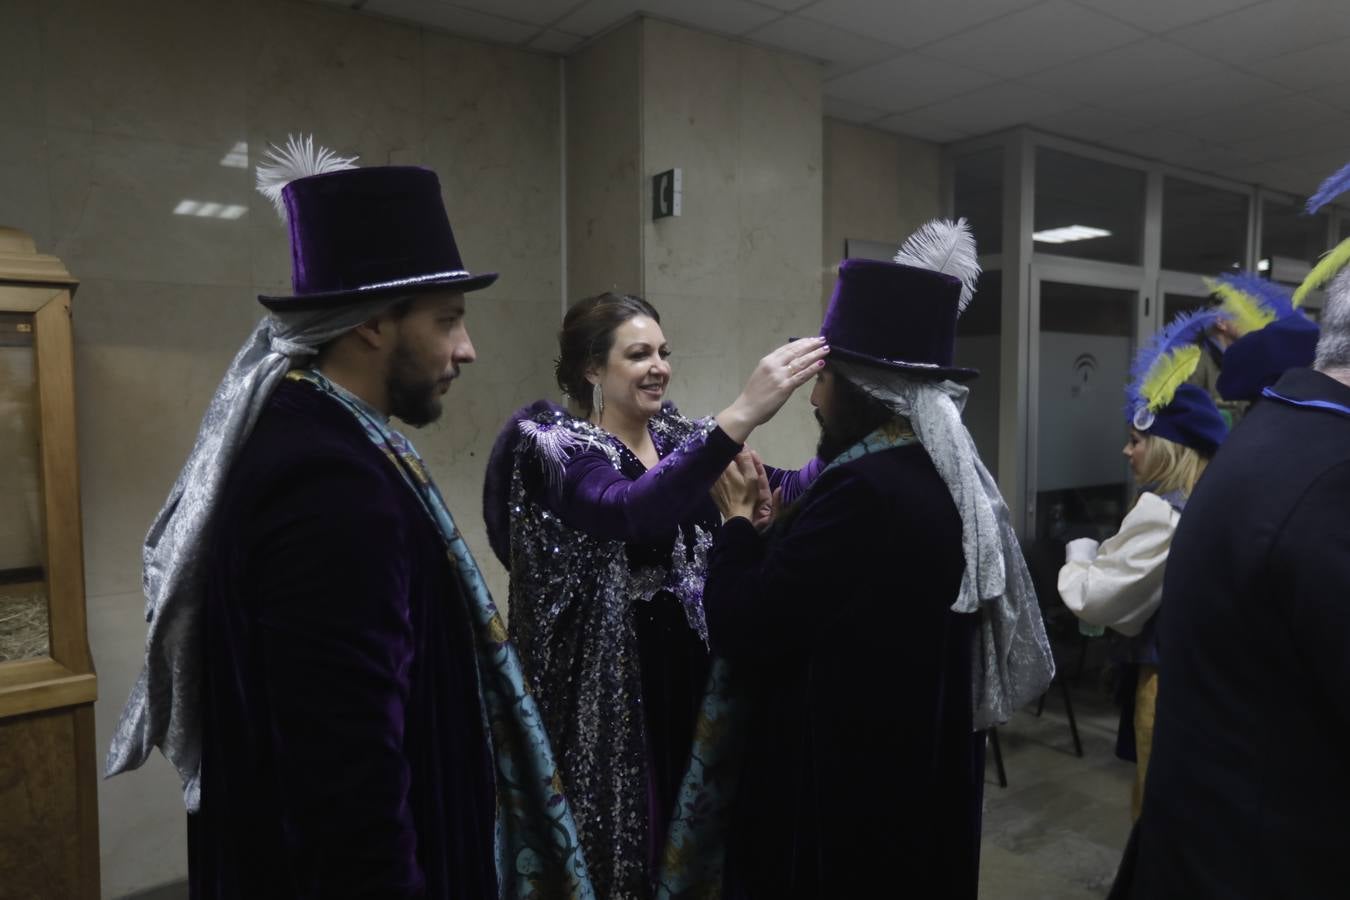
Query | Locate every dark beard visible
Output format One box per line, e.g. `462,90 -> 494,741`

815,409 -> 855,462
387,344 -> 449,428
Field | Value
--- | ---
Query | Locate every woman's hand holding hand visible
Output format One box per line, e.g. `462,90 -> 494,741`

712,451 -> 762,523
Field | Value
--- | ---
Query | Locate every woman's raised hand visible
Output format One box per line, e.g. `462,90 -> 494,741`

716,337 -> 829,443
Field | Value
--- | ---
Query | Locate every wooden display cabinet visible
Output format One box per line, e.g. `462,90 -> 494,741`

0,227 -> 99,898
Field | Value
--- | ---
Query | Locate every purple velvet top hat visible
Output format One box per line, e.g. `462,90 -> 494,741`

258,166 -> 497,311
820,257 -> 978,381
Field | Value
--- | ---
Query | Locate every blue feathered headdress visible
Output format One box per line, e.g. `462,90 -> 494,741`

1306,159 -> 1350,215
1204,271 -> 1296,334
1125,309 -> 1229,455
1127,308 -> 1224,425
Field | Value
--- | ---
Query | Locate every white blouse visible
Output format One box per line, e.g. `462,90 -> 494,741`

1056,491 -> 1180,637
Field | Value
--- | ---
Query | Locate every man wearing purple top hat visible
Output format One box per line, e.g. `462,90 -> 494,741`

105,138 -> 593,899
703,220 -> 1054,898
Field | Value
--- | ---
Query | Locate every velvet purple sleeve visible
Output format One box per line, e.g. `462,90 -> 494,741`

764,456 -> 825,507
253,458 -> 424,899
550,425 -> 743,543
704,468 -> 879,661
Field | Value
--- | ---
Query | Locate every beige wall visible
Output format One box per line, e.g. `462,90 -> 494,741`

566,19 -> 643,301
0,0 -> 560,895
640,20 -> 825,465
822,118 -> 942,299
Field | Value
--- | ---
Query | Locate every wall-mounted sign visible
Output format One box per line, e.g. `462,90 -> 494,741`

653,168 -> 682,220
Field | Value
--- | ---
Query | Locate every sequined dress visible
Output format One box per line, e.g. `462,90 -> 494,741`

483,401 -> 817,900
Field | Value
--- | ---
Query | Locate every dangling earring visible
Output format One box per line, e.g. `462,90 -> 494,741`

592,382 -> 604,422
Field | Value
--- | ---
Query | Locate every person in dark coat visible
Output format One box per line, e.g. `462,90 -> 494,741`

703,220 -> 1055,899
1116,286 -> 1350,898
1110,171 -> 1350,900
105,139 -> 592,899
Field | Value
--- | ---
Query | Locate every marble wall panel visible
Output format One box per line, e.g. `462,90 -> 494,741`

736,44 -> 823,300
641,21 -> 741,302
42,0 -> 249,151
0,125 -> 52,252
566,19 -> 643,301
0,0 -> 44,129
46,129 -> 254,287
822,118 -> 942,303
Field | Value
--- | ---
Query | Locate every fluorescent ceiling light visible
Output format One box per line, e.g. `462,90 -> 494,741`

219,141 -> 248,168
1257,258 -> 1271,272
1032,225 -> 1112,244
172,199 -> 248,220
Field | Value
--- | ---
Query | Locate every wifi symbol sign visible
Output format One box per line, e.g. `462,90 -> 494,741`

1074,350 -> 1096,383
1071,353 -> 1097,397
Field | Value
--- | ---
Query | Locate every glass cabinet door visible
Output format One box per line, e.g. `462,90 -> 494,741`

0,311 -> 47,663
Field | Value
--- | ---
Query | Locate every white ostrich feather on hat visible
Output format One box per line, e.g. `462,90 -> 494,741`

255,135 -> 359,221
894,217 -> 981,314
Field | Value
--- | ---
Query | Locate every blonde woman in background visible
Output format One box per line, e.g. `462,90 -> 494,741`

1058,311 -> 1228,821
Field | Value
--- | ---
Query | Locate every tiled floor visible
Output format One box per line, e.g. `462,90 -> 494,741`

979,680 -> 1135,900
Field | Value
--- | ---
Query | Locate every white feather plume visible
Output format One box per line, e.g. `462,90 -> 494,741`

893,217 -> 981,314
254,135 -> 359,221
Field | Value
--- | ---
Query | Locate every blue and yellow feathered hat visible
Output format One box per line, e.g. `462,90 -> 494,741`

1299,159 -> 1350,307
1203,271 -> 1297,336
1126,310 -> 1229,457
1201,271 -> 1317,400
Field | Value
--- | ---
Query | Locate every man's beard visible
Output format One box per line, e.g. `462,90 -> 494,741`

387,343 -> 452,428
815,409 -> 856,462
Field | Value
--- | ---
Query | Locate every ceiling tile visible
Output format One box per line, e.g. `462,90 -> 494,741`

873,110 -> 970,143
1305,79 -> 1350,113
824,51 -> 997,113
823,95 -> 888,124
1222,160 -> 1322,195
1093,69 -> 1292,125
436,1 -> 588,27
363,0 -> 540,41
799,0 -> 1043,50
922,1 -> 1146,78
1167,0 -> 1350,64
556,0 -> 778,37
1280,148 -> 1350,185
745,14 -> 900,73
1238,37 -> 1350,92
529,28 -> 585,53
1171,94 -> 1340,143
1219,120 -> 1350,165
1108,128 -> 1210,163
1029,105 -> 1149,142
748,0 -> 817,9
909,82 -> 1079,134
1073,0 -> 1264,33
1018,38 -> 1229,104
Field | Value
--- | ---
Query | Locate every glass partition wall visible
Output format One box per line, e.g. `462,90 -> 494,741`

946,128 -> 1342,540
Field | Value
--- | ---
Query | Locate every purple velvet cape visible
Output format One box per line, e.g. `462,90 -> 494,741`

704,443 -> 985,899
190,379 -> 496,900
482,400 -> 818,900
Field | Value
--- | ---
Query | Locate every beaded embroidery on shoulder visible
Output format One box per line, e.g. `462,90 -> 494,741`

516,407 -> 621,487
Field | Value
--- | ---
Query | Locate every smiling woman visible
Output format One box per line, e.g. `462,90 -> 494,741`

483,291 -> 827,900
